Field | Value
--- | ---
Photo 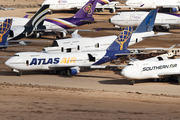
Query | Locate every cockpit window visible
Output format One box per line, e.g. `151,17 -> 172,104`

13,55 -> 19,57
50,41 -> 58,47
127,64 -> 133,66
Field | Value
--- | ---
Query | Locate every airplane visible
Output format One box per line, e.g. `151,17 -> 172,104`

0,0 -> 99,39
41,0 -> 119,12
5,26 -> 134,76
0,5 -> 50,40
125,0 -> 180,12
0,19 -> 52,49
107,0 -> 180,13
121,53 -> 180,85
109,11 -> 180,32
42,9 -> 169,53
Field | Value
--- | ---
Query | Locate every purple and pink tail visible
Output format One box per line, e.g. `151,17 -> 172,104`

73,0 -> 98,18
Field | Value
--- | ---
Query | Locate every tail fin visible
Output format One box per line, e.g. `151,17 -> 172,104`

25,5 -> 49,28
134,9 -> 158,33
107,26 -> 133,51
0,19 -> 12,45
97,0 -> 111,5
73,0 -> 98,18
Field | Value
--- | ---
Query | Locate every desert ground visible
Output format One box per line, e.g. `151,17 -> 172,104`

0,0 -> 180,120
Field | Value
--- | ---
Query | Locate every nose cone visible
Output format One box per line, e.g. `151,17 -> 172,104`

5,59 -> 11,68
109,18 -> 111,23
121,69 -> 126,76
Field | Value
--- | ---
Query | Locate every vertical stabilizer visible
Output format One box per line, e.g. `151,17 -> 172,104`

107,26 -> 133,51
0,19 -> 12,45
134,9 -> 158,33
73,0 -> 98,18
25,5 -> 49,28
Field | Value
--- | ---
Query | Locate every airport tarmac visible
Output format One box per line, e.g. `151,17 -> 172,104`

0,4 -> 180,120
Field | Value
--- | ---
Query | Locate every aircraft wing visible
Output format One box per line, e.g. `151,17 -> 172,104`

48,64 -> 125,70
8,40 -> 52,45
0,44 -> 23,48
142,32 -> 171,39
158,72 -> 180,77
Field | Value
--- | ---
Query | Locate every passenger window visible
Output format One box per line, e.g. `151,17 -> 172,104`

77,45 -> 80,50
26,60 -> 29,66
61,47 -> 64,52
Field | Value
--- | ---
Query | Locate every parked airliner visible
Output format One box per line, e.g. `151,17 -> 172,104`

109,11 -> 180,31
42,0 -> 119,12
121,53 -> 180,85
42,9 -> 169,53
125,0 -> 180,12
5,26 -> 134,76
0,0 -> 99,40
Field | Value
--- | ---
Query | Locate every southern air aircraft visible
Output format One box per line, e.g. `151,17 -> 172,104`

5,26 -> 134,76
121,53 -> 180,85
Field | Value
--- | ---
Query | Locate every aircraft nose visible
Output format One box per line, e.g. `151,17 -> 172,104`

5,59 -> 10,67
109,18 -> 111,23
121,69 -> 126,76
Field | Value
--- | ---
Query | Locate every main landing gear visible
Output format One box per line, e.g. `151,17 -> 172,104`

12,69 -> 22,76
130,80 -> 135,85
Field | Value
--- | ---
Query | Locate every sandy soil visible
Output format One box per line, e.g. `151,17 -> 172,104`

0,1 -> 180,120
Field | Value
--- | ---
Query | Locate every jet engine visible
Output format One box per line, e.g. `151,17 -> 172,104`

171,7 -> 179,12
56,31 -> 67,39
67,67 -> 80,76
109,8 -> 116,13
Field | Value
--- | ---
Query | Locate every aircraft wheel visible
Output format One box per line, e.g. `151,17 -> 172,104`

17,72 -> 22,76
177,76 -> 180,83
56,35 -> 60,39
130,80 -> 135,85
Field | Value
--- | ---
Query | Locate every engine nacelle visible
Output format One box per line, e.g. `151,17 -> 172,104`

67,67 -> 80,76
172,7 -> 179,12
60,31 -> 66,38
34,32 -> 41,38
109,8 -> 116,13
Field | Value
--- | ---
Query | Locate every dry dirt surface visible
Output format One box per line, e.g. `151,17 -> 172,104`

0,1 -> 180,120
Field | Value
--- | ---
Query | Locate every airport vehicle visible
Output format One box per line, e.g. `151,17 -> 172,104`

0,0 -> 98,39
121,54 -> 180,85
109,11 -> 180,31
5,26 -> 134,76
42,0 -> 119,12
0,5 -> 50,40
43,9 -> 169,53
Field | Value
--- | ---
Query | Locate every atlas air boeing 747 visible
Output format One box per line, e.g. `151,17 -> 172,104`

5,26 -> 134,76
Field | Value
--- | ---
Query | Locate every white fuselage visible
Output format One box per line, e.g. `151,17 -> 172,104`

125,0 -> 180,9
0,17 -> 70,40
121,58 -> 180,80
42,0 -> 111,10
5,51 -> 106,71
110,11 -> 180,27
43,31 -> 154,53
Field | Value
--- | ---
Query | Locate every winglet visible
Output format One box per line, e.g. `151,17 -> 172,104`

73,0 -> 98,18
134,9 -> 158,33
0,19 -> 12,46
107,26 -> 133,51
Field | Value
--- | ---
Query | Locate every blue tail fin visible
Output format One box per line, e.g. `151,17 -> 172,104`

0,19 -> 12,46
134,9 -> 158,33
107,26 -> 133,51
73,0 -> 98,18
